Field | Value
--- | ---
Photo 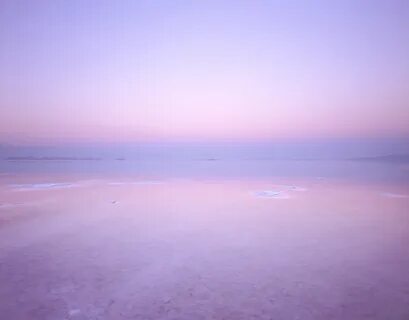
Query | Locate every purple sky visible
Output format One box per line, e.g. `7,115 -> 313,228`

0,0 -> 408,145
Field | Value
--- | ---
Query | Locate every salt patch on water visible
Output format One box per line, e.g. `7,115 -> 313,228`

10,183 -> 76,191
253,184 -> 307,199
253,190 -> 291,199
0,203 -> 25,209
68,309 -> 81,317
381,192 -> 409,199
0,200 -> 49,208
278,185 -> 308,192
108,181 -> 164,186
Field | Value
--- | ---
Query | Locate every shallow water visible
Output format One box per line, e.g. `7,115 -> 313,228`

0,160 -> 408,319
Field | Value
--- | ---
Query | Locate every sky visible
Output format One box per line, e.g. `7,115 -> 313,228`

0,0 -> 408,147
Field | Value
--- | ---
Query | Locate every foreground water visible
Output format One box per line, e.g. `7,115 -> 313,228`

0,160 -> 408,319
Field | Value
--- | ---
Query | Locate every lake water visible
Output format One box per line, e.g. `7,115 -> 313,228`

0,159 -> 408,319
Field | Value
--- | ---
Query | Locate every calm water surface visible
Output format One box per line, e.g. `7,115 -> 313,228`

0,160 -> 408,319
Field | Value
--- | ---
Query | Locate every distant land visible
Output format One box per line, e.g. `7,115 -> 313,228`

350,154 -> 409,163
5,156 -> 102,161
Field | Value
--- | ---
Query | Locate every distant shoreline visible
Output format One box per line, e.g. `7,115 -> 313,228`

349,154 -> 409,164
5,157 -> 102,161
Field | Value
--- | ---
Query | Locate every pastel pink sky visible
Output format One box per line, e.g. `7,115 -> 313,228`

0,1 -> 408,144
